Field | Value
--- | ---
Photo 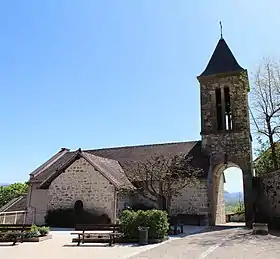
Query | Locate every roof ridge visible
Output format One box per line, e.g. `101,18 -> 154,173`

85,140 -> 200,152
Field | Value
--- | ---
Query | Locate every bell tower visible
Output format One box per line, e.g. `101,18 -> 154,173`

197,35 -> 253,227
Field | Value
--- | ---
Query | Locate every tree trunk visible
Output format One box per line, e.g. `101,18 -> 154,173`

266,117 -> 278,171
156,195 -> 166,210
166,196 -> 172,215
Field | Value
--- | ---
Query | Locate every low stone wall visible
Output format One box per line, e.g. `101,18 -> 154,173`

21,234 -> 52,242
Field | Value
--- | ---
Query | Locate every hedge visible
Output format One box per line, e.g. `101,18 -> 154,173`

120,209 -> 169,239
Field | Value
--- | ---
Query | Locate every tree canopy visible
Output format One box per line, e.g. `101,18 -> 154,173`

254,142 -> 280,176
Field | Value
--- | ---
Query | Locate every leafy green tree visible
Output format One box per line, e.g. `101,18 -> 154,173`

0,182 -> 28,208
254,140 -> 280,176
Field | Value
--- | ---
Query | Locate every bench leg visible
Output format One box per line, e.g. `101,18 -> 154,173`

109,236 -> 113,247
77,236 -> 81,246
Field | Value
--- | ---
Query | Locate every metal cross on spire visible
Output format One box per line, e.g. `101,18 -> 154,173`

220,21 -> 223,39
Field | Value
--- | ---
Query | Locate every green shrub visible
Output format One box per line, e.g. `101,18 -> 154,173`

3,232 -> 19,240
120,209 -> 169,239
45,208 -> 111,227
21,231 -> 39,238
38,226 -> 50,236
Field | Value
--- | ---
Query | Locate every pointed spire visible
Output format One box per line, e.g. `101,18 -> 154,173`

198,37 -> 244,78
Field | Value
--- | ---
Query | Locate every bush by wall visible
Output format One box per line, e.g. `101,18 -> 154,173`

45,208 -> 111,227
120,209 -> 169,239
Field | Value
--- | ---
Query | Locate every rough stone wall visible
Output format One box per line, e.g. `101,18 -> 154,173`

128,179 -> 208,216
200,75 -> 252,166
200,75 -> 250,136
255,170 -> 280,220
116,190 -> 131,218
199,74 -> 253,226
48,158 -> 116,222
170,180 -> 208,216
214,173 -> 226,224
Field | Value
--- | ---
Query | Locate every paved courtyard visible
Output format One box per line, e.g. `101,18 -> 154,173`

130,227 -> 280,259
1,226 -> 280,258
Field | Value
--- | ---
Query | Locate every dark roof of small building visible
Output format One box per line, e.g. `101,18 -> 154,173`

199,38 -> 245,77
30,141 -> 210,188
0,195 -> 27,212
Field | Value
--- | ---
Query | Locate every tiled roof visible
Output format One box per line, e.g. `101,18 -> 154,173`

31,141 -> 210,188
30,148 -> 69,177
38,151 -> 134,189
87,141 -> 209,178
30,151 -> 77,182
199,38 -> 244,77
82,152 -> 134,189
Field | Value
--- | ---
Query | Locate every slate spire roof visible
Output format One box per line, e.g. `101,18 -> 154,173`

199,37 -> 245,77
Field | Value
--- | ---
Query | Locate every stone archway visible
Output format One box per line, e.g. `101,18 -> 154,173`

212,162 -> 245,225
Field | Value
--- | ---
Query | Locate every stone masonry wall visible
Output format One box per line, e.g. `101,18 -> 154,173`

171,180 -> 208,216
200,75 -> 252,167
116,190 -> 131,218
255,170 -> 280,220
214,173 -> 226,224
48,158 -> 116,222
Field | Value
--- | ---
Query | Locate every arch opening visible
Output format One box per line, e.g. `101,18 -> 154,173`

74,200 -> 84,214
212,163 -> 245,225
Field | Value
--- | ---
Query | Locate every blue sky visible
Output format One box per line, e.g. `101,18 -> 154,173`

0,1 -> 279,191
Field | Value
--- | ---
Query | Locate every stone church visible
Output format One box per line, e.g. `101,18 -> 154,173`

3,35 -> 254,227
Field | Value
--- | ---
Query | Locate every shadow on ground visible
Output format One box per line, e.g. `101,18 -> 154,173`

63,243 -> 148,248
0,243 -> 16,247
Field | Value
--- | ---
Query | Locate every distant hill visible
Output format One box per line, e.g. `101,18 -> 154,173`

0,183 -> 9,187
224,191 -> 243,204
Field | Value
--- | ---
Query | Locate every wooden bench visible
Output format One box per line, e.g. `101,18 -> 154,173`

71,224 -> 123,246
0,224 -> 32,245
